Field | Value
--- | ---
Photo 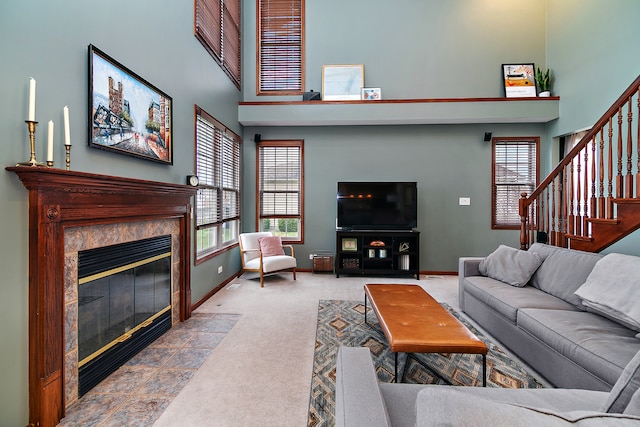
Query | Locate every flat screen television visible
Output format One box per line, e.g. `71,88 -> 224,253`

337,182 -> 417,230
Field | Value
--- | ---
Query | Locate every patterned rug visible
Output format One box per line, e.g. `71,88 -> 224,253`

307,299 -> 545,427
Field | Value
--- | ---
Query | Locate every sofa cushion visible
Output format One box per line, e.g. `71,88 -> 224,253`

517,309 -> 640,387
415,388 -> 640,426
478,245 -> 543,287
624,388 -> 640,416
464,276 -> 577,323
574,253 -> 640,332
528,243 -> 603,310
601,349 -> 640,413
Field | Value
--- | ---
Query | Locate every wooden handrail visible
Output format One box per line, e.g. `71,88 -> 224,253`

520,74 -> 640,250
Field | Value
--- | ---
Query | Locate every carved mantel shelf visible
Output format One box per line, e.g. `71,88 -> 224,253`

6,166 -> 197,427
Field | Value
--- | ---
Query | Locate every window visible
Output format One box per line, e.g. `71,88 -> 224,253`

257,0 -> 304,95
194,0 -> 241,88
257,140 -> 304,242
492,137 -> 539,229
195,106 -> 241,262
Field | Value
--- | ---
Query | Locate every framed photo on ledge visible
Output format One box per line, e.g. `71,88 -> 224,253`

502,63 -> 536,98
322,64 -> 364,101
88,44 -> 173,164
362,87 -> 381,100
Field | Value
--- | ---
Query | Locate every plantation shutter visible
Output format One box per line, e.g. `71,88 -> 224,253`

258,0 -> 304,94
258,143 -> 301,218
195,0 -> 241,88
493,138 -> 538,227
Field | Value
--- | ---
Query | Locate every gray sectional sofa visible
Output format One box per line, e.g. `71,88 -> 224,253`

459,243 -> 640,391
335,346 -> 640,426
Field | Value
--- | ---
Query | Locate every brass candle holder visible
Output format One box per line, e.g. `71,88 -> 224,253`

65,144 -> 72,170
17,120 -> 47,167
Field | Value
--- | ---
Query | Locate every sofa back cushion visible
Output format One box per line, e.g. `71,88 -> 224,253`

601,350 -> 640,413
528,243 -> 604,310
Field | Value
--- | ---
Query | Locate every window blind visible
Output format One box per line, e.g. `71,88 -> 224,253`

258,0 -> 304,94
258,144 -> 301,216
195,108 -> 241,257
195,0 -> 241,88
493,138 -> 538,227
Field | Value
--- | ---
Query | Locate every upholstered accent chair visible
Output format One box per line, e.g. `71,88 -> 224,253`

238,232 -> 297,287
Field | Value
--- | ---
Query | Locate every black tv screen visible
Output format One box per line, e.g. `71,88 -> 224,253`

337,182 -> 417,230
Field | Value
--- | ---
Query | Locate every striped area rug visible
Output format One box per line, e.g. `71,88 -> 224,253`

307,299 -> 544,427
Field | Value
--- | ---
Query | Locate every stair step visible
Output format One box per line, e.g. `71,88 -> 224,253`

586,218 -> 619,225
564,234 -> 593,242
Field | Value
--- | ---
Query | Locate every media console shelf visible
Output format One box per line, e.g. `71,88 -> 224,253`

336,230 -> 420,279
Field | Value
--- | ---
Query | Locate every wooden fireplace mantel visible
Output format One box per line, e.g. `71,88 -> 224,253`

6,166 -> 197,427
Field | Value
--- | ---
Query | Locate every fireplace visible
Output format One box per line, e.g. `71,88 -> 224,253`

7,167 -> 197,427
76,235 -> 173,396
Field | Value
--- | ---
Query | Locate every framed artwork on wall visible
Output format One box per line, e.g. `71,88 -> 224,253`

502,63 -> 536,98
362,87 -> 382,100
88,44 -> 173,164
322,64 -> 364,101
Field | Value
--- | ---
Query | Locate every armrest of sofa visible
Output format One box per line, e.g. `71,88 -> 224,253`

334,346 -> 392,427
458,257 -> 484,310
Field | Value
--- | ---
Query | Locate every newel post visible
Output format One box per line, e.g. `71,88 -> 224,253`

519,192 -> 528,250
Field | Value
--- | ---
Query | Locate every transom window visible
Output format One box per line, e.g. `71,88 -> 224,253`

194,0 -> 241,88
492,137 -> 539,229
256,140 -> 304,242
257,0 -> 305,95
195,106 -> 241,262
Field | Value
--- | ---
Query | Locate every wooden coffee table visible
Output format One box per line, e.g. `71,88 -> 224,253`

364,283 -> 488,385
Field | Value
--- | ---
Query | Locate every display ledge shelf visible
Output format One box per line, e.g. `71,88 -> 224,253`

238,97 -> 560,127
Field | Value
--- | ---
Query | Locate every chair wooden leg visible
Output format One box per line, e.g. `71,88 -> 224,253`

293,269 -> 296,281
260,271 -> 264,287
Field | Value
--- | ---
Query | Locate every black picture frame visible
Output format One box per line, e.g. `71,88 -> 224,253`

502,63 -> 536,98
88,44 -> 173,164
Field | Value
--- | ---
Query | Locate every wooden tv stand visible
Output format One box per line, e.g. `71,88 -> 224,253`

335,229 -> 420,279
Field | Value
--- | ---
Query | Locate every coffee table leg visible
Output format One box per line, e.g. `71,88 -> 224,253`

395,352 -> 398,383
482,354 -> 487,387
364,293 -> 368,324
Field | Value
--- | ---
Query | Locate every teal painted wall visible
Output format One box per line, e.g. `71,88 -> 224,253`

0,1 -> 240,424
546,0 -> 640,255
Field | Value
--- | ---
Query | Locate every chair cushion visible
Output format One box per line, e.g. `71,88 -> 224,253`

259,236 -> 285,257
245,255 -> 296,273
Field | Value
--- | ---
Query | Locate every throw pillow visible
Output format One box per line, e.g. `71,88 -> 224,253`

478,245 -> 543,287
601,349 -> 640,413
258,236 -> 285,257
574,253 -> 640,332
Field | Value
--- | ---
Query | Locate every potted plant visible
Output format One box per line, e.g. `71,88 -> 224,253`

535,67 -> 552,97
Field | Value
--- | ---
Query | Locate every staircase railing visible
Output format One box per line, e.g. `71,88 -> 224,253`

520,74 -> 640,251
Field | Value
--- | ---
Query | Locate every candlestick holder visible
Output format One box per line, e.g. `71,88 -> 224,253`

46,160 -> 54,167
65,144 -> 72,170
17,120 -> 47,167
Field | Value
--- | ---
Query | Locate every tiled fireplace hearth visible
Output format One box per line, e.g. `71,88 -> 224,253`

7,167 -> 197,427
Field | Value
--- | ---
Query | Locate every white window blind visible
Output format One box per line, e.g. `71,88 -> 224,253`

257,140 -> 304,242
195,107 -> 241,259
493,138 -> 539,228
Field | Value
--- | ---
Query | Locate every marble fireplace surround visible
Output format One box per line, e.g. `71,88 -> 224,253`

7,167 -> 197,427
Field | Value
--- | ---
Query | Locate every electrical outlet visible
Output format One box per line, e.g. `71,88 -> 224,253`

309,253 -> 314,260
217,266 -> 223,274
459,197 -> 471,206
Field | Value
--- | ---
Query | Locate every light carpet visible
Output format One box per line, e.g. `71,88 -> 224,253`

307,299 -> 545,427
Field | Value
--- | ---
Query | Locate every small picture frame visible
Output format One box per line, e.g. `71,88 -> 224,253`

362,87 -> 381,100
322,65 -> 364,101
341,237 -> 358,251
502,63 -> 536,98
